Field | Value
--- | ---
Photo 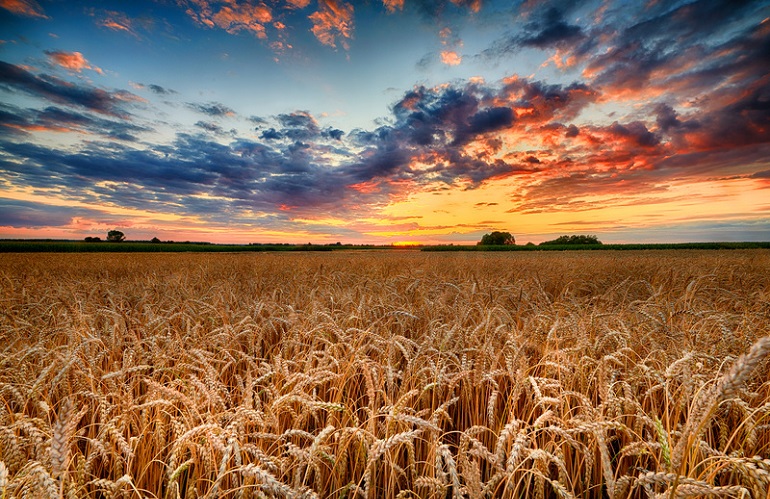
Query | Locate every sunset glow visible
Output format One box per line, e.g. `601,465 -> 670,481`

1,0 -> 769,244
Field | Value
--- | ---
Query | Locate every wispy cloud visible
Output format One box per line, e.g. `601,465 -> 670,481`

187,101 -> 236,117
0,61 -> 143,117
0,0 -> 47,19
1,103 -> 151,141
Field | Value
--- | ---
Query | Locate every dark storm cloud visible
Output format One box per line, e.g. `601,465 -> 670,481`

186,101 -> 235,117
654,103 -> 684,133
323,128 -> 344,141
0,103 -> 151,141
391,85 -> 480,146
519,7 -> 585,49
275,111 -> 320,140
260,127 -> 283,140
605,121 -> 659,148
467,107 -> 514,135
0,61 -> 141,117
0,129 -> 393,217
583,0 -> 766,96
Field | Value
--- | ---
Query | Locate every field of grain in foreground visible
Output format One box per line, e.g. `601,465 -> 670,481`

1,251 -> 769,498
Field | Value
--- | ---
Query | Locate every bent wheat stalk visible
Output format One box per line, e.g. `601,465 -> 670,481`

671,335 -> 770,471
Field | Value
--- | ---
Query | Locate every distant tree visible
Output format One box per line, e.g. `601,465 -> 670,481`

107,230 -> 125,242
478,231 -> 515,245
150,237 -> 161,244
84,236 -> 101,242
540,235 -> 602,245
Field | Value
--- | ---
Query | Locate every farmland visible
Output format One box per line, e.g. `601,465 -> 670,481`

1,251 -> 769,498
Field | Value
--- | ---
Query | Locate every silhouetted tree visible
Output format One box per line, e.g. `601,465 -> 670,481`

107,230 -> 125,242
478,231 -> 515,245
151,237 -> 161,244
540,235 -> 602,245
84,236 -> 101,242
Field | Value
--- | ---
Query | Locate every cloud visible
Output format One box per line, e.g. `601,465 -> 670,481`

0,61 -> 143,117
187,101 -> 236,117
578,1 -> 765,100
322,127 -> 344,140
0,104 -> 151,141
382,0 -> 404,13
519,7 -> 585,49
285,0 -> 311,8
148,84 -> 175,95
309,0 -> 354,50
97,10 -> 142,37
276,110 -> 320,139
440,50 -> 462,66
3,4 -> 769,234
45,51 -> 104,74
0,0 -> 47,18
195,120 -> 226,134
180,0 -> 273,38
260,127 -> 282,140
0,198 -> 75,227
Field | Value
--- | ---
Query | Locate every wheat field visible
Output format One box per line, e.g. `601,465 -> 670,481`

1,250 -> 769,498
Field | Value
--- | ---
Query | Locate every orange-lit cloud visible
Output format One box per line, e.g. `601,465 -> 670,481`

2,0 -> 770,245
440,50 -> 462,66
450,0 -> 481,13
182,0 -> 272,38
382,0 -> 404,13
0,0 -> 47,18
309,0 -> 354,50
438,27 -> 463,65
285,0 -> 311,8
46,51 -> 103,74
102,19 -> 131,32
1,123 -> 72,134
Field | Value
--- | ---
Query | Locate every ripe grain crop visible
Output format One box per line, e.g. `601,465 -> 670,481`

1,250 -> 769,498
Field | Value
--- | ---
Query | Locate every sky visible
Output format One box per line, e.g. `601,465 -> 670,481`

1,0 -> 769,244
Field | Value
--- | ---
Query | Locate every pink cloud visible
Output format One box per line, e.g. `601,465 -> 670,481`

46,51 -> 104,74
309,0 -> 354,50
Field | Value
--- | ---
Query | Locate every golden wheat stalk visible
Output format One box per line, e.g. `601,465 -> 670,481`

671,335 -> 770,471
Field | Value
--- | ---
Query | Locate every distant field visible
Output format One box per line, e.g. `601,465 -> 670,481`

1,251 -> 769,498
0,240 -> 340,252
2,239 -> 769,253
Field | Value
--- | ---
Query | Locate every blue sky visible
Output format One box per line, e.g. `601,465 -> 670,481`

1,0 -> 769,244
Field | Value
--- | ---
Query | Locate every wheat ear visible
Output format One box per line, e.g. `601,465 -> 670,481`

672,335 -> 770,471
